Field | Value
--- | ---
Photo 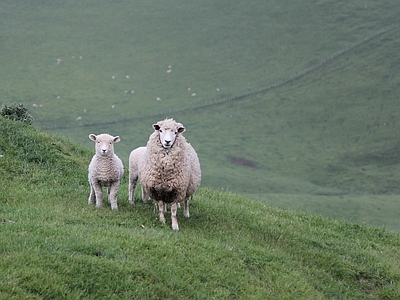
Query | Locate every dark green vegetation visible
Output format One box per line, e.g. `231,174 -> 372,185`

1,103 -> 34,125
1,0 -> 400,231
1,117 -> 399,299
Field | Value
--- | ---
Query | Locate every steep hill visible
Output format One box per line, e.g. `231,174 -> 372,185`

1,117 -> 399,299
1,0 -> 400,229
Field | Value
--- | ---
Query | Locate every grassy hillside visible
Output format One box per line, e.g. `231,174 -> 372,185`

1,117 -> 399,299
1,0 -> 400,230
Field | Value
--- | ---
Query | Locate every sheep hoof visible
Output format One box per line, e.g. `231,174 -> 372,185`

171,217 -> 179,230
172,222 -> 179,231
159,216 -> 166,224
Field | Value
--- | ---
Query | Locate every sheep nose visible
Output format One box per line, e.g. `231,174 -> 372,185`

164,140 -> 171,145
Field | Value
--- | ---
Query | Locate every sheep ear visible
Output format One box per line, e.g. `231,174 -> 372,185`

113,136 -> 121,143
177,125 -> 186,133
153,124 -> 161,131
89,134 -> 97,141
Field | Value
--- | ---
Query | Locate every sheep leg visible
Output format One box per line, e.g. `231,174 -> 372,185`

108,181 -> 119,210
128,174 -> 137,204
92,182 -> 103,208
164,202 -> 179,212
141,186 -> 150,203
183,199 -> 190,218
171,203 -> 179,230
157,201 -> 166,224
88,183 -> 96,205
107,184 -> 111,203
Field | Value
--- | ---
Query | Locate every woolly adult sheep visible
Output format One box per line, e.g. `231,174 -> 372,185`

88,133 -> 124,210
129,118 -> 201,230
128,146 -> 180,211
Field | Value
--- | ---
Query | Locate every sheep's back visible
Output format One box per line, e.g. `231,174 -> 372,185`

184,143 -> 201,197
129,147 -> 147,175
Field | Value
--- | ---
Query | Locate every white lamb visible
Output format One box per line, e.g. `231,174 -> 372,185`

88,133 -> 124,210
128,146 -> 148,203
128,118 -> 201,230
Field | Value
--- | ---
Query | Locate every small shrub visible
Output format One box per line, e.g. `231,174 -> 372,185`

0,103 -> 34,125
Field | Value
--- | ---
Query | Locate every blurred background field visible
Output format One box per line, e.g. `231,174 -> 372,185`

1,0 -> 399,230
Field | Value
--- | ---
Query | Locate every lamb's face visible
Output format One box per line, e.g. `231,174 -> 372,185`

153,120 -> 185,149
89,133 -> 120,156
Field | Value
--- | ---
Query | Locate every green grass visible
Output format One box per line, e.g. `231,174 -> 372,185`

1,117 -> 399,299
1,0 -> 400,231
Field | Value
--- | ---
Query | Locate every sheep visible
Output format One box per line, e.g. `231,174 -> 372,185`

88,133 -> 124,210
128,146 -> 149,204
128,146 -> 180,209
128,118 -> 201,230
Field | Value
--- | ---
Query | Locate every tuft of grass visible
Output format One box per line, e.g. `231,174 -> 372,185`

1,116 -> 400,299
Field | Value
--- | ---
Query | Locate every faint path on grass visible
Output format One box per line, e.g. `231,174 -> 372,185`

40,23 -> 399,130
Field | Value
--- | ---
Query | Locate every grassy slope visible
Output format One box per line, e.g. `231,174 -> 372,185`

1,117 -> 399,299
1,0 -> 400,230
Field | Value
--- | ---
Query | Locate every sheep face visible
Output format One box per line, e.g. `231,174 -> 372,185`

89,133 -> 120,156
153,119 -> 185,149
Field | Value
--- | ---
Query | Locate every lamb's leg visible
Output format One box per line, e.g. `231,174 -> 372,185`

157,201 -> 166,224
88,183 -> 96,205
93,182 -> 103,208
171,203 -> 179,230
128,174 -> 138,204
107,183 -> 111,203
108,181 -> 120,210
183,198 -> 190,218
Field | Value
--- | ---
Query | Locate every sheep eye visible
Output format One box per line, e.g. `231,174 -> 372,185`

159,129 -> 162,133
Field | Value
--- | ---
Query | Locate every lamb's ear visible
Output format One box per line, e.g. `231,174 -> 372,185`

153,124 -> 161,131
177,124 -> 186,133
89,134 -> 97,141
113,136 -> 121,143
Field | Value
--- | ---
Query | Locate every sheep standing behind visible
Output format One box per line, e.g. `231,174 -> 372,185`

129,118 -> 201,230
128,146 -> 149,204
88,133 -> 124,210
